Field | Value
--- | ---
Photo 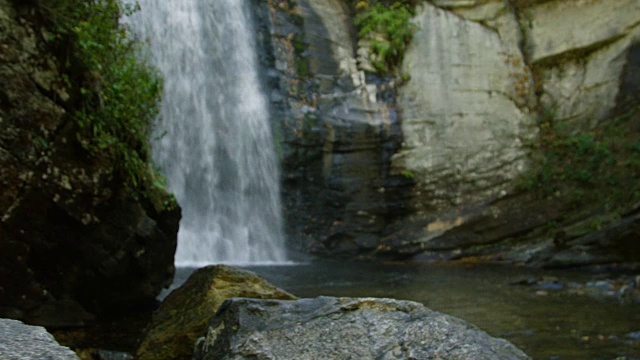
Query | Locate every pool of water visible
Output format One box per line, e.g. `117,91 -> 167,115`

170,261 -> 640,360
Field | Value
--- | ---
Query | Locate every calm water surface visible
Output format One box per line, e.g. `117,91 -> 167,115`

171,262 -> 640,360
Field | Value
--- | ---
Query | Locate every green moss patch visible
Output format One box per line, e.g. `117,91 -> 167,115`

349,0 -> 416,75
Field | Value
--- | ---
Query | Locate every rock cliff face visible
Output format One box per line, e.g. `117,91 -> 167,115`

259,0 -> 640,265
255,0 -> 413,257
0,0 -> 180,327
395,2 -> 534,210
385,0 -> 640,265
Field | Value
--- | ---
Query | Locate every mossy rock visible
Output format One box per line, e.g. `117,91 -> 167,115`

135,265 -> 297,360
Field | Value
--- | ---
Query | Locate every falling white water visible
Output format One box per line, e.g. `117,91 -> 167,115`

127,0 -> 287,266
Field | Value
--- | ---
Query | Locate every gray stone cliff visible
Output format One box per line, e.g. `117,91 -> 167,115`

258,0 -> 640,265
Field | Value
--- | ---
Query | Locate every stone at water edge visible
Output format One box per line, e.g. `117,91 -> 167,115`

0,318 -> 80,359
194,296 -> 531,360
135,265 -> 296,360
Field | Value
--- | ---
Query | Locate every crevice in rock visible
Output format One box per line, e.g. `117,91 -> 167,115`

458,88 -> 529,113
33,79 -> 67,113
426,2 -> 510,47
1,177 -> 31,223
0,143 -> 20,162
509,0 -> 542,113
533,34 -> 630,67
615,39 -> 640,111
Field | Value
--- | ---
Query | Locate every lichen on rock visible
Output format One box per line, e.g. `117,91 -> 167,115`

193,296 -> 531,360
136,265 -> 296,360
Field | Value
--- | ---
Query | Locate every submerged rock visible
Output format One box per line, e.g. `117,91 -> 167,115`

136,265 -> 296,360
194,296 -> 531,360
0,318 -> 79,359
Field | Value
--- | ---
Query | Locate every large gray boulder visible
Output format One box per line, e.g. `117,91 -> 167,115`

0,318 -> 79,359
194,296 -> 530,360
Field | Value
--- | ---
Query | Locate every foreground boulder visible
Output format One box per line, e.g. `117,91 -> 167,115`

194,296 -> 530,360
136,265 -> 296,360
0,318 -> 79,359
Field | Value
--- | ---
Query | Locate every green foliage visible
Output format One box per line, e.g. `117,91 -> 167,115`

401,169 -> 415,180
520,106 -> 640,208
352,1 -> 416,74
292,33 -> 311,78
43,0 -> 164,198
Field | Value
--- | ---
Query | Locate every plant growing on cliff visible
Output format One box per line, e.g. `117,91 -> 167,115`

351,1 -> 416,74
42,0 -> 167,201
520,105 -> 640,209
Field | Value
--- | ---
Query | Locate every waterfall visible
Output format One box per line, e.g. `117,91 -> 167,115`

127,0 -> 287,265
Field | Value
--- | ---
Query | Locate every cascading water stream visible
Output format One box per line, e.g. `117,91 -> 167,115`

127,0 -> 287,266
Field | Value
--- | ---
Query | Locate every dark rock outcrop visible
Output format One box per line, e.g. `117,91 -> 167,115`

255,0 -> 413,258
0,0 -> 180,327
0,318 -> 80,359
193,296 -> 531,360
136,265 -> 296,360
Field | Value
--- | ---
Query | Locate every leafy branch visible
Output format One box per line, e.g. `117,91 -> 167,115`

352,1 -> 416,74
